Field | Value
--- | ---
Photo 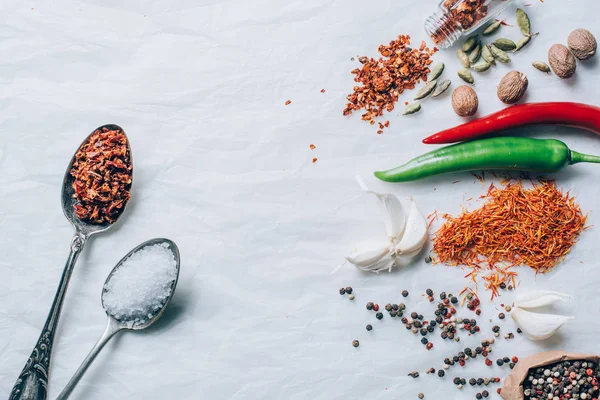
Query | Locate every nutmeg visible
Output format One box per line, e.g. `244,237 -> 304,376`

548,44 -> 576,78
452,86 -> 478,117
497,71 -> 528,104
568,29 -> 597,60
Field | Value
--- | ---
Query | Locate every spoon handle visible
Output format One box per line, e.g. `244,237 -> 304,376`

55,317 -> 123,400
9,233 -> 88,400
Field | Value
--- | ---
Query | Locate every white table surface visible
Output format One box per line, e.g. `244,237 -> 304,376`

2,0 -> 600,399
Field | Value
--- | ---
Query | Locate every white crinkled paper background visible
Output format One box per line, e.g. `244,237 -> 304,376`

1,0 -> 600,399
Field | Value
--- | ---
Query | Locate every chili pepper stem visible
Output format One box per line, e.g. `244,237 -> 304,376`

570,150 -> 600,165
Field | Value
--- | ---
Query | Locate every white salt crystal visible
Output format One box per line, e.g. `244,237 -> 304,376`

102,243 -> 177,326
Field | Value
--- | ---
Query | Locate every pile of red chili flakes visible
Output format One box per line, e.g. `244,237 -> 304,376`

343,35 -> 437,132
70,127 -> 132,224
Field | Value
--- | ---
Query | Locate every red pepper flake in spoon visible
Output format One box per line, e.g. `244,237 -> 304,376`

70,127 -> 132,224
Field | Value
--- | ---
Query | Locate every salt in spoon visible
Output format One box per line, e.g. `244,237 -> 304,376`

11,125 -> 132,400
55,238 -> 180,399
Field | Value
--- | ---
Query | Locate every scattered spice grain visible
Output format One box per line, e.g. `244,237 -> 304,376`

285,100 -> 292,106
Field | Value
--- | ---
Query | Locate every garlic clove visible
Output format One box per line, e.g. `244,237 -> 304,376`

356,175 -> 406,239
345,244 -> 392,268
511,306 -> 574,341
395,197 -> 428,256
514,290 -> 573,309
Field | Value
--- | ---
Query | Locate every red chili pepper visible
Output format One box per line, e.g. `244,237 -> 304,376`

422,102 -> 600,144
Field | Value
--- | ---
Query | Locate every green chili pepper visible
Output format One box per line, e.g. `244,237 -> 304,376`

374,137 -> 600,183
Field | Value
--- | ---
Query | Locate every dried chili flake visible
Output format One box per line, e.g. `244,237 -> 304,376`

377,130 -> 383,135
70,127 -> 132,224
320,89 -> 326,93
312,157 -> 318,163
285,100 -> 292,106
430,0 -> 488,45
309,144 -> 316,150
343,35 -> 437,129
432,181 -> 587,297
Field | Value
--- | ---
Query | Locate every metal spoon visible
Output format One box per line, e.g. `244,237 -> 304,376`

55,238 -> 181,400
10,125 -> 132,400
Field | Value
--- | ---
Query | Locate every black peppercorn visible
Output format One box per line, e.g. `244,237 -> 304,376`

475,393 -> 482,400
352,340 -> 359,347
509,362 -> 515,369
420,328 -> 428,336
402,290 -> 409,297
451,296 -> 458,304
411,312 -> 418,319
339,288 -> 346,295
499,313 -> 505,320
475,347 -> 482,354
385,303 -> 392,311
503,357 -> 510,363
469,378 -> 476,386
345,286 -> 353,294
430,320 -> 437,327
390,311 -> 397,317
497,359 -> 504,366
453,377 -> 461,385
392,303 -> 399,311
448,332 -> 454,340
434,309 -> 441,316
435,316 -> 443,324
426,288 -> 433,296
366,324 -> 373,331
492,325 -> 500,333
482,390 -> 489,398
376,312 -> 383,320
441,331 -> 448,339
517,328 -> 522,334
460,378 -> 466,385
366,302 -> 374,310
453,355 -> 460,362
470,328 -> 477,334
414,321 -> 422,328
499,282 -> 506,290
437,370 -> 445,377
421,337 -> 428,345
477,378 -> 484,385
427,325 -> 434,333
440,292 -> 447,300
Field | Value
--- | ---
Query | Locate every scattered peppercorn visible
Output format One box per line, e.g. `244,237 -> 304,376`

492,325 -> 500,333
385,303 -> 392,311
511,356 -> 518,363
502,357 -> 510,363
418,394 -> 424,399
373,304 -> 380,312
499,282 -> 506,290
366,302 -> 374,310
348,294 -> 355,300
481,390 -> 489,398
339,288 -> 346,295
409,371 -> 420,378
451,296 -> 458,304
345,286 -> 353,294
496,359 -> 504,366
485,358 -> 492,366
392,304 -> 399,311
469,378 -> 476,386
509,362 -> 515,369
475,393 -> 482,400
498,313 -> 505,320
438,370 -> 445,377
352,340 -> 359,348
402,290 -> 409,297
440,292 -> 447,300
517,328 -> 522,334
366,324 -> 373,331
421,337 -> 428,345
376,312 -> 383,320
426,342 -> 434,350
426,288 -> 433,296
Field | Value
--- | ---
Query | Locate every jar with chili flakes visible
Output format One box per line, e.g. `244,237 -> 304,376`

424,0 -> 515,48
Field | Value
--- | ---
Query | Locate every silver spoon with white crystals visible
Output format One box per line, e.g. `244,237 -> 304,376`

10,125 -> 132,400
56,238 -> 180,400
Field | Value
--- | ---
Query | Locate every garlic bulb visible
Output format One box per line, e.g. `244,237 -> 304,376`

511,306 -> 574,341
514,290 -> 573,309
345,177 -> 428,273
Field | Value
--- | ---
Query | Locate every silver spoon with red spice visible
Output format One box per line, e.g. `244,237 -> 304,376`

10,125 -> 133,400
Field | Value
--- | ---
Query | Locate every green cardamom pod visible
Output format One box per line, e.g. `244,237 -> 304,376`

413,80 -> 438,100
403,102 -> 422,115
493,38 -> 517,51
457,68 -> 474,84
471,60 -> 491,72
468,43 -> 482,64
456,48 -> 471,68
489,45 -> 511,63
481,45 -> 496,64
513,36 -> 531,52
462,36 -> 478,52
516,8 -> 531,36
532,61 -> 551,73
482,20 -> 503,36
431,80 -> 451,97
429,63 -> 445,81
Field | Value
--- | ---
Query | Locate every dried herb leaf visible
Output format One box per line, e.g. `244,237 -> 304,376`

532,61 -> 551,73
468,43 -> 482,64
482,20 -> 503,36
471,60 -> 491,72
482,45 -> 496,64
403,102 -> 422,115
457,68 -> 474,84
457,48 -> 471,68
432,80 -> 452,97
429,63 -> 445,81
414,80 -> 438,100
462,36 -> 478,52
516,8 -> 531,36
489,45 -> 511,63
494,38 -> 517,51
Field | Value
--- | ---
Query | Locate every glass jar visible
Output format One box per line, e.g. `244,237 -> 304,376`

424,0 -> 516,49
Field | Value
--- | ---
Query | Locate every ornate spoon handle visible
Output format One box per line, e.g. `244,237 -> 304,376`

10,233 -> 88,400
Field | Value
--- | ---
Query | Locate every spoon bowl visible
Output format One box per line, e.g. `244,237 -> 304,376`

61,124 -> 133,237
102,238 -> 181,330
